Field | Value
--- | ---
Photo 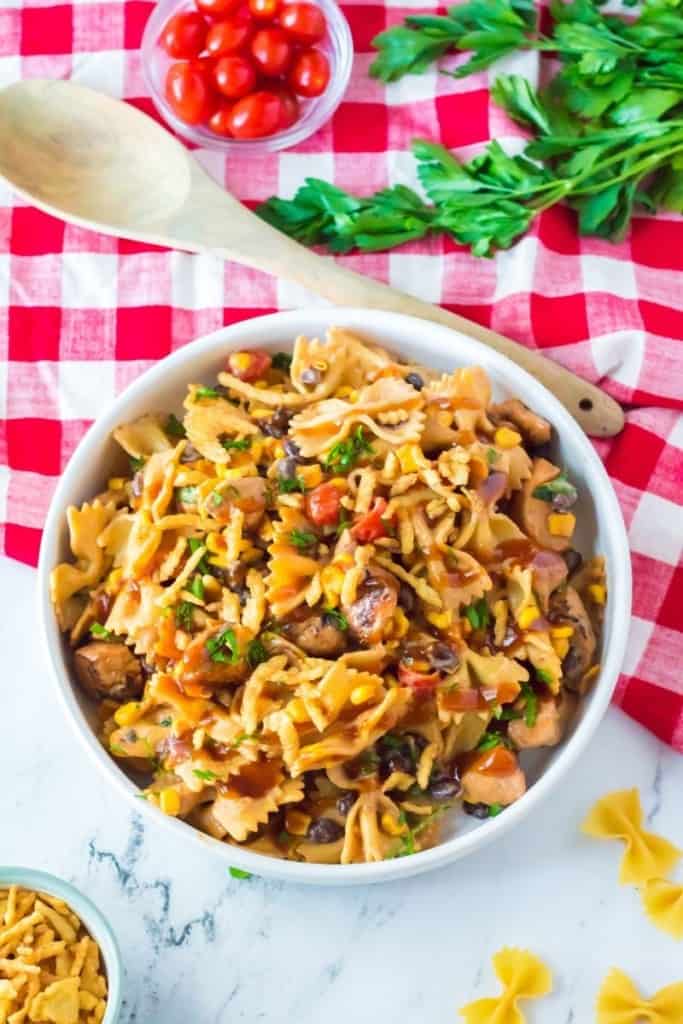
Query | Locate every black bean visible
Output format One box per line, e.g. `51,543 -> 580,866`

283,439 -> 302,459
180,442 -> 201,464
563,548 -> 583,575
429,777 -> 462,801
260,408 -> 291,438
307,817 -> 344,843
276,457 -> 299,480
411,733 -> 428,753
405,372 -> 424,391
398,584 -> 415,615
430,642 -> 459,672
382,751 -> 414,777
301,367 -> 321,386
336,791 -> 357,816
463,801 -> 491,819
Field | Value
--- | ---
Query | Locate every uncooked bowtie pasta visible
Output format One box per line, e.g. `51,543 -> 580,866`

50,328 -> 605,864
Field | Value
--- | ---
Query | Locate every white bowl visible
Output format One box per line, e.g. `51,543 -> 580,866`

38,308 -> 631,886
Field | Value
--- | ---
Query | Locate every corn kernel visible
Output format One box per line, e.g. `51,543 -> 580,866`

285,809 -> 312,836
550,625 -> 574,639
254,380 -> 268,390
350,684 -> 378,706
552,637 -> 570,659
114,702 -> 143,727
392,607 -> 410,638
334,553 -> 355,571
427,609 -> 453,630
588,583 -> 606,605
300,464 -> 323,488
494,426 -> 522,449
437,411 -> 453,427
381,812 -> 408,837
336,386 -> 354,399
328,477 -> 347,491
251,406 -> 272,419
518,604 -> 541,630
160,789 -> 181,816
396,443 -> 423,474
321,565 -> 345,606
230,352 -> 252,373
105,568 -> 123,593
548,512 -> 576,537
273,443 -> 285,459
312,360 -> 328,372
287,698 -> 309,723
107,476 -> 126,491
206,533 -> 225,554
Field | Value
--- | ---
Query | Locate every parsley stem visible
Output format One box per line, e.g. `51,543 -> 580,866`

574,142 -> 683,196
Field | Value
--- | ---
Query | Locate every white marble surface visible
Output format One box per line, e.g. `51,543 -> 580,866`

2,553 -> 682,1023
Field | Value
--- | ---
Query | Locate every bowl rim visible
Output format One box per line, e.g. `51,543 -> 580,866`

37,307 -> 632,886
0,866 -> 123,1022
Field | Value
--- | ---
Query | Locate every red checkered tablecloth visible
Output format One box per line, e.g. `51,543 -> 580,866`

0,0 -> 681,747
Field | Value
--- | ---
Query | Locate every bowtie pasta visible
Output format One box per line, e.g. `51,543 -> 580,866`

50,328 -> 606,865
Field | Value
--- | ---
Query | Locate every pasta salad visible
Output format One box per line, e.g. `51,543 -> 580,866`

50,328 -> 605,864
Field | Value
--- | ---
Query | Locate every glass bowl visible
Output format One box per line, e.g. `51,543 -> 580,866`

141,0 -> 353,152
0,867 -> 123,1023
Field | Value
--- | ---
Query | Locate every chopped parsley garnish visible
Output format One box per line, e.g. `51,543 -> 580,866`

536,667 -> 554,687
176,485 -> 198,505
323,607 -> 348,631
289,528 -> 317,548
323,426 -> 374,474
486,447 -> 498,465
358,749 -> 380,776
187,537 -> 210,574
464,598 -> 490,631
220,435 -> 252,452
165,413 -> 186,438
394,813 -> 417,858
476,732 -> 503,752
272,352 -> 292,372
335,510 -> 351,536
194,386 -> 222,401
521,681 -> 539,727
247,637 -> 268,668
129,455 -> 145,473
159,717 -> 172,728
488,803 -> 504,818
231,732 -> 257,748
278,476 -> 305,494
90,623 -> 114,640
175,601 -> 194,632
206,628 -> 240,664
229,867 -> 253,880
193,769 -> 219,781
532,471 -> 577,505
188,575 -> 204,600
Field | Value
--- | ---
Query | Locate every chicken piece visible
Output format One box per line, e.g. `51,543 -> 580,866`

73,641 -> 144,703
491,398 -> 552,447
178,625 -> 252,689
512,457 -> 571,552
288,615 -> 347,657
209,476 -> 269,530
461,757 -> 527,807
508,692 -> 577,749
530,549 -> 568,612
344,567 -> 398,646
551,586 -> 597,692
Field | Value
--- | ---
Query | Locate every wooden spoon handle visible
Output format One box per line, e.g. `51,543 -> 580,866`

204,201 -> 623,437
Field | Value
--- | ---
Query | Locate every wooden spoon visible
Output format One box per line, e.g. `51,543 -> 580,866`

0,78 -> 623,436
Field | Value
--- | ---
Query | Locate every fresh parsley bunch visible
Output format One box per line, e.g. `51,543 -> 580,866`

257,0 -> 683,257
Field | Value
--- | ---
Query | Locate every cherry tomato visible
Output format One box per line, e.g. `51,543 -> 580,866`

208,103 -> 235,136
227,90 -> 283,138
250,27 -> 293,76
288,47 -> 329,97
213,55 -> 257,99
305,482 -> 341,526
160,11 -> 208,58
273,86 -> 299,129
227,349 -> 272,381
195,0 -> 242,16
249,0 -> 279,17
279,2 -> 326,44
398,664 -> 440,690
350,497 -> 389,543
165,61 -> 215,125
205,13 -> 252,56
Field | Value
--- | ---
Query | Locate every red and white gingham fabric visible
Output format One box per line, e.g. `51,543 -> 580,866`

0,0 -> 681,746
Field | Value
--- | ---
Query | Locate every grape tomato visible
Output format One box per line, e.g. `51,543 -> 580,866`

213,55 -> 258,98
205,13 -> 252,55
160,11 -> 208,58
250,27 -> 293,76
279,3 -> 326,44
227,90 -> 283,138
288,47 -> 329,97
165,61 -> 215,124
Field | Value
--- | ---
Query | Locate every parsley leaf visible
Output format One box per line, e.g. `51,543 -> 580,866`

188,575 -> 204,600
175,601 -> 194,631
272,352 -> 292,372
247,637 -> 268,668
323,607 -> 349,631
90,623 -> 114,641
129,455 -> 145,473
476,732 -> 503,752
220,435 -> 252,452
187,537 -> 210,575
176,485 -> 198,505
532,471 -> 578,505
520,681 -> 539,727
193,769 -> 219,781
278,476 -> 305,494
464,598 -> 490,631
289,528 -> 317,548
486,448 -> 498,465
488,802 -> 504,817
229,867 -> 253,879
323,427 -> 374,474
536,667 -> 554,687
165,413 -> 186,439
206,628 -> 240,664
194,386 -> 222,401
159,717 -> 172,728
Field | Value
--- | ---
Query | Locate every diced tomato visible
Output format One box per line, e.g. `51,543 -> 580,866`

439,688 -> 488,711
470,746 -> 518,778
227,348 -> 272,381
351,497 -> 390,543
305,482 -> 341,526
398,664 -> 440,690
